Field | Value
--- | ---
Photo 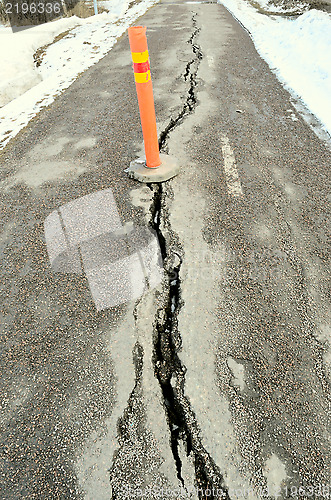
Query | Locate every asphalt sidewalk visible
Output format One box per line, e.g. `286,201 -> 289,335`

0,0 -> 330,498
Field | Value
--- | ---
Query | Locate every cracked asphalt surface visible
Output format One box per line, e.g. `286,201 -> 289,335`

0,0 -> 330,498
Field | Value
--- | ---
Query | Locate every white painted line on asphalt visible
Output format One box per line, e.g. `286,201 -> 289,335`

221,135 -> 244,197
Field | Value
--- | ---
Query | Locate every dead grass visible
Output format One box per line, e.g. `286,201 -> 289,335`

65,0 -> 106,18
33,29 -> 72,67
0,1 -> 8,24
247,0 -> 308,15
32,0 -> 109,68
248,0 -> 331,15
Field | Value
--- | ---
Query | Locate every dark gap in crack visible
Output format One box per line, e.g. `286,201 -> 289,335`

195,455 -> 214,499
153,269 -> 187,487
150,183 -> 167,261
158,12 -> 202,153
149,181 -> 186,485
149,182 -> 230,499
146,13 -> 230,500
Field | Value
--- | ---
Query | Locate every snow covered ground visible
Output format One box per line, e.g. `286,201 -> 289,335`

0,0 -> 331,151
0,0 -> 158,150
218,0 -> 331,140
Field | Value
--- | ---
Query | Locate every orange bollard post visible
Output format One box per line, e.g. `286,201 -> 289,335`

128,26 -> 161,168
127,26 -> 180,183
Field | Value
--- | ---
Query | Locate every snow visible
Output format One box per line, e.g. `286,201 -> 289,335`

0,0 -> 158,150
218,0 -> 331,138
0,17 -> 83,107
1,0 -> 331,151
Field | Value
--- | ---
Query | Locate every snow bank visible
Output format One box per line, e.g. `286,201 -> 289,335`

0,0 -> 158,150
219,0 -> 331,137
0,17 -> 83,107
0,0 -> 135,108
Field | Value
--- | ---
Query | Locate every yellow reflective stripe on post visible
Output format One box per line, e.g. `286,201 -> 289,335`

134,70 -> 151,83
131,50 -> 149,63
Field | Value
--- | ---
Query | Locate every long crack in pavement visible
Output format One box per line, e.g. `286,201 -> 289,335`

1,0 -> 331,497
158,13 -> 202,154
148,13 -> 230,499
